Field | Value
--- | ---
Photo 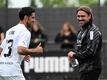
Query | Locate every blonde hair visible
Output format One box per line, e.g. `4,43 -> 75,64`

59,21 -> 76,36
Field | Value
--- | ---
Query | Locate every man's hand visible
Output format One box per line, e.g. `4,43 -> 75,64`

24,55 -> 31,62
67,51 -> 75,61
35,43 -> 43,54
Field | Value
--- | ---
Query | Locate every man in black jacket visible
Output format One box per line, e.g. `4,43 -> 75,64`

68,6 -> 102,80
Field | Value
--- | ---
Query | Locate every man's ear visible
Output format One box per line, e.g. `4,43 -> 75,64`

24,15 -> 29,22
24,15 -> 28,20
89,14 -> 91,19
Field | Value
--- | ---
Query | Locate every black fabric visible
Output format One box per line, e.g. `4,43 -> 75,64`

30,30 -> 47,48
55,33 -> 77,49
80,69 -> 101,80
74,24 -> 102,74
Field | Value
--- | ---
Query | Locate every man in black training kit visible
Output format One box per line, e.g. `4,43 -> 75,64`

68,6 -> 102,80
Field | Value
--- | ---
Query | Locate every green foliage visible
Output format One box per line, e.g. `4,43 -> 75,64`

105,0 -> 107,5
0,0 -> 105,8
40,0 -> 67,8
31,0 -> 36,7
79,0 -> 98,6
39,0 -> 99,8
0,0 -> 6,8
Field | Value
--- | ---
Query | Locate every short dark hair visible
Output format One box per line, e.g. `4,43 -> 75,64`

19,7 -> 35,20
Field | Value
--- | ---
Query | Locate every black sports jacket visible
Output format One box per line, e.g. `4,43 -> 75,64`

74,24 -> 102,73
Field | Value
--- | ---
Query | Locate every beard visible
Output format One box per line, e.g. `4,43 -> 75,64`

79,20 -> 92,29
27,21 -> 34,28
26,23 -> 32,31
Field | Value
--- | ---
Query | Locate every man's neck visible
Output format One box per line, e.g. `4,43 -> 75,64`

19,20 -> 27,27
82,21 -> 92,30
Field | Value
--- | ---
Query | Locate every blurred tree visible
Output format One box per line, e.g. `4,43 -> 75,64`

105,0 -> 107,5
0,0 -> 105,8
31,0 -> 36,7
35,0 -> 99,8
40,0 -> 67,8
79,0 -> 98,6
0,0 -> 6,8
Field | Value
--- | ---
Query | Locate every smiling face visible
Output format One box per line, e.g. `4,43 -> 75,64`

77,10 -> 91,27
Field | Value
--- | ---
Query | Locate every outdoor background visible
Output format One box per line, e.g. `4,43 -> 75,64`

0,0 -> 107,80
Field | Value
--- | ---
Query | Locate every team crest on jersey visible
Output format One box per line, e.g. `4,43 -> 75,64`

9,31 -> 15,35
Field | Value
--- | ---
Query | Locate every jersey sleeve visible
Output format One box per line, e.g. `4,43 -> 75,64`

17,31 -> 31,48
